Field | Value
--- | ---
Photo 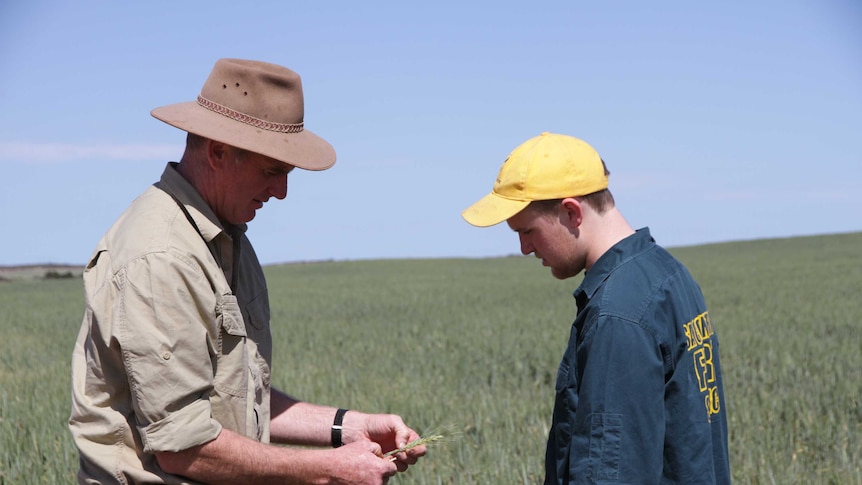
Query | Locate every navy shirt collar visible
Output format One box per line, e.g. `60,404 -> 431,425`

573,227 -> 655,310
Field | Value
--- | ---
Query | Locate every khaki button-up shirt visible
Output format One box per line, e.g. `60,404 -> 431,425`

70,163 -> 272,484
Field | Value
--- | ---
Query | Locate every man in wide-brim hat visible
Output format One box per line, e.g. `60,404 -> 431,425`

69,58 -> 426,484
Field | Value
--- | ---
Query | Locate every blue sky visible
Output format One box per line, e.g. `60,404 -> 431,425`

1,1 -> 860,266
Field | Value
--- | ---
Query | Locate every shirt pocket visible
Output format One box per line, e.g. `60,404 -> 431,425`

214,294 -> 249,398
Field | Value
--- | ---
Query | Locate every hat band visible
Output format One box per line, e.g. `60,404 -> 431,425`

197,95 -> 304,134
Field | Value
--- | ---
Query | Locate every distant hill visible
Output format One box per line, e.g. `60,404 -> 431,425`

0,264 -> 84,282
2,231 -> 859,282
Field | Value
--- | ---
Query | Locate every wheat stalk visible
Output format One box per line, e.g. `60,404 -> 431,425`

383,434 -> 445,458
383,425 -> 459,459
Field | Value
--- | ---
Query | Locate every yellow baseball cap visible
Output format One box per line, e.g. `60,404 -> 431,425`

461,132 -> 608,227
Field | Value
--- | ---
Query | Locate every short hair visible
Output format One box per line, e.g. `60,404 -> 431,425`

529,159 -> 615,215
185,132 -> 206,151
185,132 -> 249,162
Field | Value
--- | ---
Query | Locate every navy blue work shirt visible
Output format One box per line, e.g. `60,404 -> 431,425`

545,228 -> 731,484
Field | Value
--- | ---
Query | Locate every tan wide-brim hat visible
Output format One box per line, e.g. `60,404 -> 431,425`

151,58 -> 335,171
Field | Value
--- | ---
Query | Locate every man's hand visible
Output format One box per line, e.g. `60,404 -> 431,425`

328,440 -> 398,485
342,412 -> 428,471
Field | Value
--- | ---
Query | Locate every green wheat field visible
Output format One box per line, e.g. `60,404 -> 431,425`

1,232 -> 860,484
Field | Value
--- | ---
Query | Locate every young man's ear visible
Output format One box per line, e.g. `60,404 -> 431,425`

559,198 -> 584,229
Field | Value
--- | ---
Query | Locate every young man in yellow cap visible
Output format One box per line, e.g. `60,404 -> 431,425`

463,132 -> 730,484
69,59 -> 425,484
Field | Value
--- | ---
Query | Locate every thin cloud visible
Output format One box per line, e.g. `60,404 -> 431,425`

704,188 -> 856,202
0,142 -> 182,164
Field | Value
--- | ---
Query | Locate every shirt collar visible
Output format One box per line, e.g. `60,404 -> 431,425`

156,162 -> 247,242
573,227 -> 655,309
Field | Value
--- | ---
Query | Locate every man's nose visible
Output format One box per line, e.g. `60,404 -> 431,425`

519,235 -> 533,255
270,172 -> 288,200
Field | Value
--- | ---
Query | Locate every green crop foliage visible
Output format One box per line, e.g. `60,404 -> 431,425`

1,233 -> 859,484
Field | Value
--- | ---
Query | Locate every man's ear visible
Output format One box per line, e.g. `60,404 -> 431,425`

559,198 -> 584,230
205,140 -> 231,170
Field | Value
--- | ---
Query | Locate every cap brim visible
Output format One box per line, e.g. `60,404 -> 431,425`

461,192 -> 530,227
151,102 -> 336,171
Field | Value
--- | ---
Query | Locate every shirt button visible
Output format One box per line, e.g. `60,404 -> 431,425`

162,352 -> 171,360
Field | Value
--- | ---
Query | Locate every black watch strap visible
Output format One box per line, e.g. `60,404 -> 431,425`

331,408 -> 349,448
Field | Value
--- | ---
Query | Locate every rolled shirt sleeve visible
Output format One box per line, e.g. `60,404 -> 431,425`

117,252 -> 223,453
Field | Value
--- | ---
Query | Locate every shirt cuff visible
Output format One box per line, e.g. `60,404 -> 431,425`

139,399 -> 222,453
